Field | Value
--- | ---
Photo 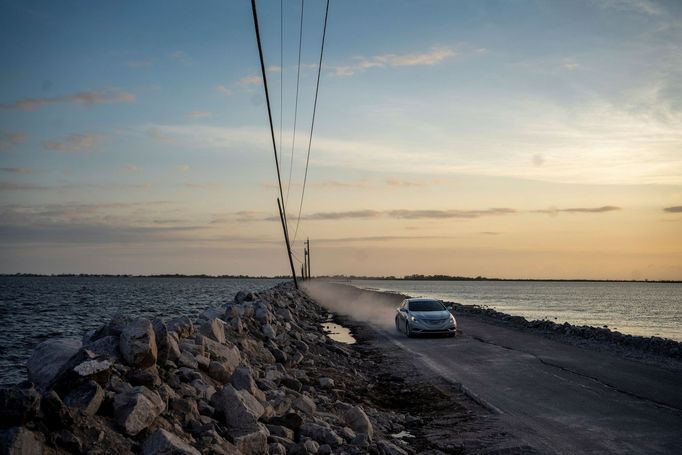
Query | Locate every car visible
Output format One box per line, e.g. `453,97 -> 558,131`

395,298 -> 457,338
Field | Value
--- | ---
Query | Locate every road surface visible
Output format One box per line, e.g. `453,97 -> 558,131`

306,283 -> 682,454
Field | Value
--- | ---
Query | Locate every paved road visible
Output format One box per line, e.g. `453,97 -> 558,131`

306,283 -> 682,454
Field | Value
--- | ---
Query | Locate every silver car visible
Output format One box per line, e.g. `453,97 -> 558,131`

395,298 -> 457,337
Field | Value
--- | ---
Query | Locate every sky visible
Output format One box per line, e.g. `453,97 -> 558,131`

1,0 -> 681,279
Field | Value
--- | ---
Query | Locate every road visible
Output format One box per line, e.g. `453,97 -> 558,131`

305,283 -> 682,454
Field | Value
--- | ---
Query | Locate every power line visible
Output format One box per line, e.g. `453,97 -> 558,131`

279,0 -> 283,166
285,0 -> 305,208
251,0 -> 298,289
250,0 -> 286,214
293,0 -> 330,244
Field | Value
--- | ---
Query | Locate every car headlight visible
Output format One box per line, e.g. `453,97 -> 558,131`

449,315 -> 457,326
409,315 -> 418,321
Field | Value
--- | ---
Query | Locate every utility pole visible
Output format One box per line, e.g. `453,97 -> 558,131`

306,238 -> 311,279
277,198 -> 298,289
303,247 -> 308,280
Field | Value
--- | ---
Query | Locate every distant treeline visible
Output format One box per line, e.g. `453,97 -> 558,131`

318,274 -> 681,284
1,273 -> 290,279
1,273 -> 679,283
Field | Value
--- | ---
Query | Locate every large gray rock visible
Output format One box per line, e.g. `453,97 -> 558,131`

293,394 -> 316,416
0,427 -> 46,455
167,316 -> 194,338
84,336 -> 121,362
152,319 -> 172,365
114,386 -> 165,435
27,338 -> 81,390
120,319 -> 157,368
343,406 -> 373,439
210,385 -> 264,429
199,318 -> 226,344
200,336 -> 241,370
63,380 -> 104,416
229,424 -> 269,455
262,324 -> 276,340
48,350 -> 112,395
142,428 -> 201,455
377,440 -> 408,455
0,385 -> 40,427
208,361 -> 232,384
300,422 -> 343,447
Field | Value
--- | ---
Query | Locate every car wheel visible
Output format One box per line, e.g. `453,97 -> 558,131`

405,321 -> 413,338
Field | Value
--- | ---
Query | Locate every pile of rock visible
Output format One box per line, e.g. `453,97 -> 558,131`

0,285 -> 412,455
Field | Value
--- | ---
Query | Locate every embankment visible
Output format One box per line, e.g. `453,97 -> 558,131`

1,283 -> 507,455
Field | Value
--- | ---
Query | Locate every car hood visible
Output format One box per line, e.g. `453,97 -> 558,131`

409,310 -> 451,320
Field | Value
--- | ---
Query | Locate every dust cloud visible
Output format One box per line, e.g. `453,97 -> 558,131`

302,281 -> 404,330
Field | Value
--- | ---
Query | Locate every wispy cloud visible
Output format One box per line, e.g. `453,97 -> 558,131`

388,208 -> 516,219
598,0 -> 664,16
331,46 -> 456,76
0,167 -> 31,174
0,132 -> 27,150
176,164 -> 190,172
123,164 -> 139,173
215,85 -> 232,96
663,206 -> 682,213
186,111 -> 212,119
43,133 -> 102,152
0,89 -> 135,111
239,75 -> 262,85
168,50 -> 191,64
0,182 -> 47,191
534,206 -> 622,214
183,183 -> 219,189
126,59 -> 152,68
146,127 -> 176,143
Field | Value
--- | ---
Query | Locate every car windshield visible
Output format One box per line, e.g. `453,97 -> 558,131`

408,300 -> 445,312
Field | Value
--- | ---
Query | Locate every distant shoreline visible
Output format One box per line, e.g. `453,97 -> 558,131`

1,273 -> 680,284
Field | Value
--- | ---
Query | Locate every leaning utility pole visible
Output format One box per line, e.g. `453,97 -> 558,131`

251,0 -> 298,289
306,238 -> 311,279
277,198 -> 298,289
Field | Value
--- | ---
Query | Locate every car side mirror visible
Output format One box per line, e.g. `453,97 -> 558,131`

446,305 -> 453,311
399,308 -> 407,313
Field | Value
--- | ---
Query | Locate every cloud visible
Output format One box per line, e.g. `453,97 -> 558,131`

598,0 -> 664,16
534,206 -> 622,214
176,164 -> 190,172
0,90 -> 135,111
123,164 -> 139,172
385,177 -> 427,188
168,50 -> 191,64
183,183 -> 219,189
215,85 -> 232,96
663,206 -> 682,213
239,75 -> 262,85
0,167 -> 31,174
0,132 -> 27,150
331,46 -> 456,76
387,208 -> 516,219
0,182 -> 47,191
186,111 -> 212,119
43,134 -> 102,152
146,127 -> 176,143
0,181 -> 152,192
126,59 -> 152,68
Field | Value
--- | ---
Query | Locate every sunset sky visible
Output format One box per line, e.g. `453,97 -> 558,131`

1,0 -> 681,279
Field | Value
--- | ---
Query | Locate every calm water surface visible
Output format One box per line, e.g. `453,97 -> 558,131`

0,276 -> 283,385
349,280 -> 682,342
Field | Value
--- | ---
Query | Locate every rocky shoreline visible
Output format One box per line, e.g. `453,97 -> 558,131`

1,283 -> 489,455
